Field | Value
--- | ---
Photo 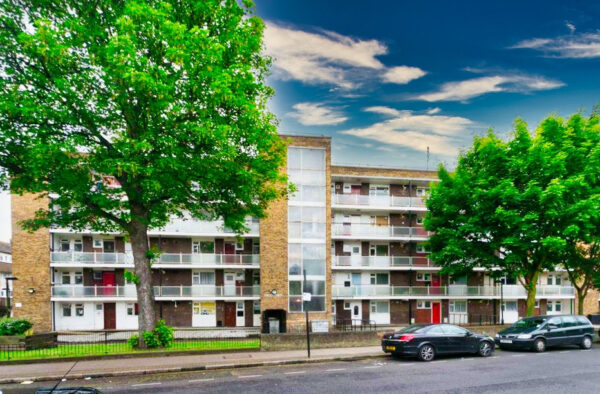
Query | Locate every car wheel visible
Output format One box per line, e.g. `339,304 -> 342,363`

418,344 -> 435,362
580,335 -> 592,350
533,338 -> 546,353
478,341 -> 493,357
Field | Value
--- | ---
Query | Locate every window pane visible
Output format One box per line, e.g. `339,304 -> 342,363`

304,280 -> 325,295
376,301 -> 389,313
376,273 -> 388,285
289,281 -> 302,295
306,296 -> 325,312
289,296 -> 303,312
303,259 -> 325,276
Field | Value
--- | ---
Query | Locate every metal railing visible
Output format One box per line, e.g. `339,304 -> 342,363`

331,285 -> 575,298
333,255 -> 434,268
332,223 -> 431,238
51,285 -> 261,298
332,194 -> 426,209
156,253 -> 260,266
334,319 -> 378,332
51,285 -> 137,298
51,252 -> 132,265
154,218 -> 260,236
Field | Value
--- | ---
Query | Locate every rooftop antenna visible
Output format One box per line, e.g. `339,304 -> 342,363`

426,146 -> 430,171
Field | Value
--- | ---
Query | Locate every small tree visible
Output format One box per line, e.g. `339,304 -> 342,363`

0,0 -> 287,346
426,118 -> 582,316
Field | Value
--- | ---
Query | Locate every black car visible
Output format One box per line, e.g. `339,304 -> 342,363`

35,388 -> 102,394
382,324 -> 495,361
495,314 -> 595,352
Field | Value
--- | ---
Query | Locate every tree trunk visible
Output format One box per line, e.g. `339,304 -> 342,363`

577,290 -> 586,315
524,271 -> 539,317
128,213 -> 156,348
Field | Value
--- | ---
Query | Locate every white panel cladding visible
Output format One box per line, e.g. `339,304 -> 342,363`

116,302 -> 139,330
54,302 -> 103,331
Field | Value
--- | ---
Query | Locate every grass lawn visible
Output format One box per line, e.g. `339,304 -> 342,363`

0,339 -> 260,361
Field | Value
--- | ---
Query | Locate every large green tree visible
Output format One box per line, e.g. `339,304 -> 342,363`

425,114 -> 600,317
0,0 -> 287,343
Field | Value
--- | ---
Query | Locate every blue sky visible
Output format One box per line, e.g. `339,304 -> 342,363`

1,1 -> 600,242
256,0 -> 600,169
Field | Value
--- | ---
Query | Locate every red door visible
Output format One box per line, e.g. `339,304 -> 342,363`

224,243 -> 235,264
102,271 -> 115,296
350,185 -> 361,195
224,302 -> 236,327
104,303 -> 116,329
430,274 -> 442,295
432,302 -> 441,324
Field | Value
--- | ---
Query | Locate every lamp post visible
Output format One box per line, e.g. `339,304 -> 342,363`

494,278 -> 504,325
5,276 -> 18,317
303,269 -> 311,358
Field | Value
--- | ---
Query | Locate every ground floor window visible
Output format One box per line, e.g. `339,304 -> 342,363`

417,301 -> 431,309
75,304 -> 84,317
127,303 -> 139,316
237,301 -> 244,317
253,301 -> 260,315
416,273 -> 431,281
548,301 -> 562,312
193,302 -> 215,316
62,303 -> 72,317
370,301 -> 389,313
449,301 -> 467,313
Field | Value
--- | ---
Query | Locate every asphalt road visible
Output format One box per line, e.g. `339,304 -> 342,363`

3,345 -> 600,394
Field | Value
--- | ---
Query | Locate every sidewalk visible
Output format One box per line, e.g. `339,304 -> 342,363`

0,346 -> 384,384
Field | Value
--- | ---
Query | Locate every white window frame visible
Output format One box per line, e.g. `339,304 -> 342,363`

449,300 -> 467,313
75,304 -> 85,317
416,217 -> 425,225
93,239 -> 103,248
62,303 -> 72,317
416,273 -> 431,281
235,241 -> 244,251
192,271 -> 215,285
344,302 -> 351,310
417,301 -> 431,309
416,244 -> 429,253
416,187 -> 428,197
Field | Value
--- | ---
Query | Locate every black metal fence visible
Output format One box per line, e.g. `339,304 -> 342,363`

467,314 -> 500,326
0,330 -> 260,362
335,319 -> 378,331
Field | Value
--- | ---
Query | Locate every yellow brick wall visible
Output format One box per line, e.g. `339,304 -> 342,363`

11,193 -> 52,332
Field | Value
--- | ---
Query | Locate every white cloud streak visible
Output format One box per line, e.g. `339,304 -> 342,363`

511,30 -> 600,58
263,23 -> 426,89
415,75 -> 564,102
340,107 -> 474,155
287,102 -> 348,126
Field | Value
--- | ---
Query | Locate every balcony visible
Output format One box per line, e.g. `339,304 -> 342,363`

51,252 -> 260,268
332,194 -> 426,210
154,253 -> 260,267
331,285 -> 575,299
332,223 -> 430,240
51,252 -> 133,266
150,218 -> 259,237
51,285 -> 260,300
332,255 -> 435,269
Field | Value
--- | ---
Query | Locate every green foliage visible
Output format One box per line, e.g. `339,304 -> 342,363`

128,320 -> 174,348
426,113 -> 600,316
141,331 -> 162,349
123,270 -> 139,285
0,318 -> 33,336
127,334 -> 140,348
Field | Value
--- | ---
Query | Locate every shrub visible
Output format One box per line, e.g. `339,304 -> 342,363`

142,331 -> 161,348
0,318 -> 33,336
154,320 -> 174,347
127,334 -> 139,348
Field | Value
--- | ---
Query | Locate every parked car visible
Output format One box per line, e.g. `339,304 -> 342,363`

35,388 -> 102,394
381,324 -> 495,361
495,315 -> 595,352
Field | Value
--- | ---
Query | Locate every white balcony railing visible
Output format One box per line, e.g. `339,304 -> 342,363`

51,285 -> 260,298
333,255 -> 434,268
332,223 -> 431,239
331,285 -> 575,298
155,253 -> 260,266
153,218 -> 259,236
51,252 -> 260,267
51,252 -> 133,265
332,194 -> 426,209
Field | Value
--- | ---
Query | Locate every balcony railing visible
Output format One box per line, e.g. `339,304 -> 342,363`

155,253 -> 260,266
332,194 -> 426,209
333,255 -> 434,268
332,223 -> 431,238
51,252 -> 132,265
51,285 -> 260,298
154,285 -> 260,297
51,252 -> 260,267
153,218 -> 259,236
331,285 -> 575,298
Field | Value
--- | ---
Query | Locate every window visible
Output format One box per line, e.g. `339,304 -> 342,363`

193,302 -> 201,314
547,317 -> 562,327
74,272 -> 83,285
416,188 -> 428,197
449,275 -> 467,285
252,271 -> 260,285
331,302 -> 336,315
192,242 -> 200,254
62,304 -> 72,317
252,241 -> 260,255
236,301 -> 244,317
449,301 -> 467,313
95,304 -> 103,311
344,302 -> 351,310
417,301 -> 431,309
370,273 -> 389,285
369,184 -> 389,196
547,275 -> 562,286
369,244 -> 389,256
562,316 -> 577,327
427,326 -> 446,334
192,271 -> 215,285
73,239 -> 83,252
370,301 -> 389,313
75,304 -> 84,317
62,272 -> 71,285
416,217 -> 425,225
235,242 -> 244,251
60,239 -> 70,252
93,271 -> 102,281
555,302 -> 562,312
416,244 -> 429,253
127,303 -> 139,316
534,300 -> 539,309
93,239 -> 103,248
253,301 -> 261,315
443,325 -> 469,335
416,273 -> 431,281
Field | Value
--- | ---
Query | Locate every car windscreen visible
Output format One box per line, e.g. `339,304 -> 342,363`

511,317 -> 546,329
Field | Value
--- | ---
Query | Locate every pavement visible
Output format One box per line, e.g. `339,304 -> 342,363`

2,344 -> 600,393
0,346 -> 383,384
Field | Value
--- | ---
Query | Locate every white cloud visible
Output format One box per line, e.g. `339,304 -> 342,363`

287,102 -> 348,126
340,108 -> 474,155
511,30 -> 600,58
415,75 -> 564,102
263,23 -> 426,89
382,66 -> 427,84
426,107 -> 441,115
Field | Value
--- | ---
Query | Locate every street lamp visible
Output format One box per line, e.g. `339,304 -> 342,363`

5,276 -> 18,317
494,278 -> 504,325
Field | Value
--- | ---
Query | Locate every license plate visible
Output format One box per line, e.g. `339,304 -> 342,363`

385,345 -> 396,351
500,339 -> 512,344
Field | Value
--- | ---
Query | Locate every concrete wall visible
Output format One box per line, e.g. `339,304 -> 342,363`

261,331 -> 380,351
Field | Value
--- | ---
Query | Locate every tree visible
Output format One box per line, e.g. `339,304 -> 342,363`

0,0 -> 288,345
425,117 -> 587,316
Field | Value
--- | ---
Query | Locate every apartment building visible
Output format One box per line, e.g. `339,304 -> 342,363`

0,242 -> 12,306
9,135 -> 596,332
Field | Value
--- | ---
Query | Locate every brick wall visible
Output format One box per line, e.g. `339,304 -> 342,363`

11,193 -> 52,332
390,271 -> 411,286
261,331 -> 380,351
390,300 -> 410,324
155,301 -> 192,327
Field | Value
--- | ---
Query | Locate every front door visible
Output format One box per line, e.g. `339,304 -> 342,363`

352,273 -> 361,296
102,271 -> 115,296
104,302 -> 116,329
350,301 -> 362,325
430,274 -> 442,296
224,242 -> 235,264
224,272 -> 236,296
224,302 -> 236,327
350,185 -> 361,195
432,302 -> 441,324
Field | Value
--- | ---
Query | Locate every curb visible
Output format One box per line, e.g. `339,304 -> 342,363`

0,353 -> 386,384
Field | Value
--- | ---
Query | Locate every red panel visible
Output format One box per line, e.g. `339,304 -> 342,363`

350,185 -> 361,195
432,302 -> 441,324
102,271 -> 115,296
431,274 -> 441,287
104,303 -> 116,330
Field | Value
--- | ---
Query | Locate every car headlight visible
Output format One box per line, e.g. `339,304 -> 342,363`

517,334 -> 532,339
495,334 -> 499,338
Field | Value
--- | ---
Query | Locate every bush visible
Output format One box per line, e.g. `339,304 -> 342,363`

0,318 -> 33,336
128,320 -> 174,349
